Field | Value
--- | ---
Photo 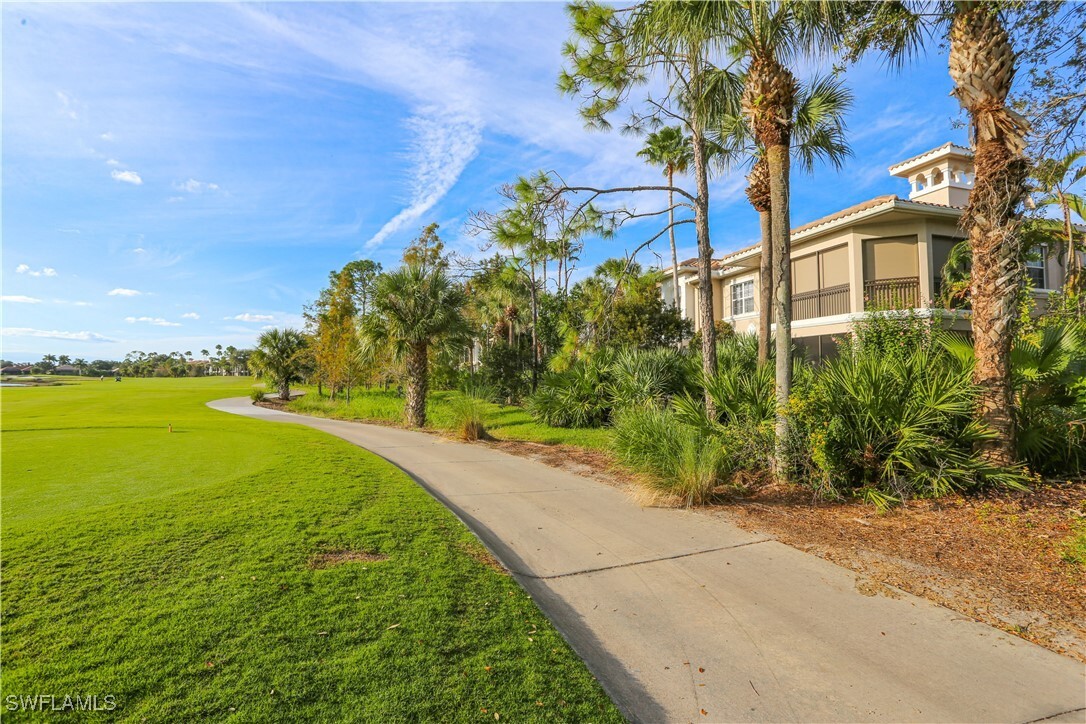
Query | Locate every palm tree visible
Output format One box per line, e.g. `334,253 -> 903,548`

73,358 -> 88,375
637,126 -> 694,312
849,0 -> 1032,464
714,0 -> 851,474
360,263 -> 470,428
1030,149 -> 1086,292
250,328 -> 307,401
714,74 -> 853,363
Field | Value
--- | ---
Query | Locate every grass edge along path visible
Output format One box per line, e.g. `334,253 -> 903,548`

1,378 -> 622,722
285,386 -> 614,451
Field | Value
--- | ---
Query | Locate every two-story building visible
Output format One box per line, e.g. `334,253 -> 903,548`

661,142 -> 1078,360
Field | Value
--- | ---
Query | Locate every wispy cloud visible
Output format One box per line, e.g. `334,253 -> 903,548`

228,312 -> 274,322
366,108 -> 482,249
175,178 -> 220,193
2,295 -> 43,304
16,264 -> 58,277
181,312 -> 200,319
2,327 -> 115,342
108,287 -> 142,296
111,169 -> 143,185
125,316 -> 181,327
106,158 -> 121,166
56,90 -> 78,120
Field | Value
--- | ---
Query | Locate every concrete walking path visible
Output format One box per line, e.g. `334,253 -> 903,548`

209,397 -> 1086,723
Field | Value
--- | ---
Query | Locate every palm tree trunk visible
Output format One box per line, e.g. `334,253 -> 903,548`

690,126 -> 718,414
767,142 -> 793,478
405,342 -> 429,428
668,168 -> 681,313
279,379 -> 290,401
757,210 -> 773,364
950,2 -> 1029,466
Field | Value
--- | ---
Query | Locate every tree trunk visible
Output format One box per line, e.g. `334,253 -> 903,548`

1060,193 -> 1081,291
757,210 -> 773,364
767,143 -> 793,478
279,379 -> 290,401
530,270 -> 539,392
949,2 -> 1029,466
690,126 -> 717,414
405,342 -> 429,428
668,168 -> 681,313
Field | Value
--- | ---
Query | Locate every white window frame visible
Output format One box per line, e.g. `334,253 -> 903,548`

731,279 -> 755,316
1026,245 -> 1047,289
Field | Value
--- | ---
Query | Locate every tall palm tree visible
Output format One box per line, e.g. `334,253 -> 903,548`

637,126 -> 694,311
850,0 -> 1032,465
714,73 -> 853,363
360,263 -> 470,428
714,0 -> 851,474
250,328 -> 307,401
1030,149 -> 1086,292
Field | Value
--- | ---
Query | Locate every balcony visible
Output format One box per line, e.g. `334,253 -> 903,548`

864,276 -> 920,310
792,283 -> 850,321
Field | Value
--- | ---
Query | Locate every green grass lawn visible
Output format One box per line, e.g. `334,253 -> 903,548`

1,377 -> 621,721
287,387 -> 615,451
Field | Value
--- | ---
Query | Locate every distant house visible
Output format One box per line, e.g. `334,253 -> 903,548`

661,142 -> 1085,361
54,364 -> 79,375
1,365 -> 27,375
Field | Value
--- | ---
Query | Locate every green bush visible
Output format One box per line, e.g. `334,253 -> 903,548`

793,343 -> 1027,508
250,387 -> 266,403
606,347 -> 696,409
611,406 -> 732,506
527,352 -> 613,428
943,324 -> 1085,476
478,342 -> 533,403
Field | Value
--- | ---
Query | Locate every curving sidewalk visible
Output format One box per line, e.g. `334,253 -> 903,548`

209,397 -> 1086,723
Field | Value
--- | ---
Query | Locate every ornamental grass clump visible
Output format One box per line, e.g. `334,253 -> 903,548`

611,406 -> 732,506
447,386 -> 492,441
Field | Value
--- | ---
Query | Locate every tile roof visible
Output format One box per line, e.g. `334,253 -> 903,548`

667,194 -> 965,273
888,142 -> 973,174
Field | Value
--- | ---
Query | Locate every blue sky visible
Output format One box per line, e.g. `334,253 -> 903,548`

2,2 -> 966,361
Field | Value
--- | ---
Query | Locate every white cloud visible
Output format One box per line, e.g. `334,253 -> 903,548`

228,313 -> 274,322
111,169 -> 143,185
106,158 -> 121,166
132,247 -> 146,254
365,107 -> 482,249
1,295 -> 43,304
175,178 -> 220,193
166,196 -> 185,203
181,312 -> 200,319
108,288 -> 142,296
100,132 -> 115,141
73,301 -> 93,307
2,327 -> 115,342
56,90 -> 78,120
16,264 -> 58,277
125,316 -> 181,327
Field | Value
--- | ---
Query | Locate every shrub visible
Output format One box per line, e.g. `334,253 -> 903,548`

250,387 -> 266,403
944,324 -> 1085,476
794,344 -> 1027,508
478,342 -> 532,403
527,353 -> 612,428
611,406 -> 732,506
606,347 -> 695,409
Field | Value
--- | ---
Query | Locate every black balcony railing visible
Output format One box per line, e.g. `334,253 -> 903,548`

864,276 -> 920,310
792,283 -> 850,321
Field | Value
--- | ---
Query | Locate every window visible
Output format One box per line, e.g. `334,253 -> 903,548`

1026,246 -> 1047,289
731,280 -> 754,316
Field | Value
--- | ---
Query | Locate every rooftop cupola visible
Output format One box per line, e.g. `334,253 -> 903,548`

888,142 -> 974,207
